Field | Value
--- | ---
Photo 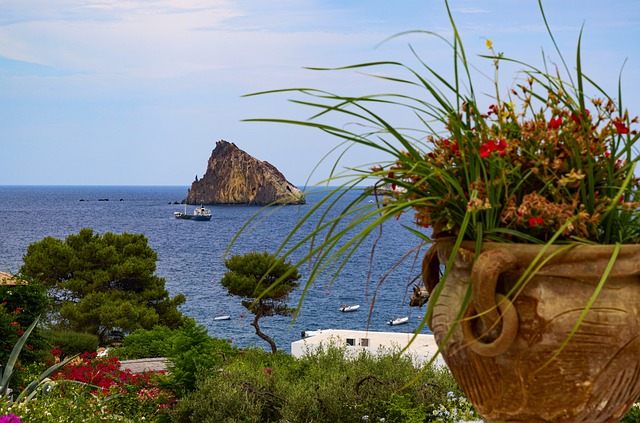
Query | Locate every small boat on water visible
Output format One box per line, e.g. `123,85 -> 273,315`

213,315 -> 230,321
174,204 -> 212,221
339,304 -> 360,312
387,316 -> 409,326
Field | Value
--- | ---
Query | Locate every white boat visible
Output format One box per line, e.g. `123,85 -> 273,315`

339,304 -> 360,312
387,316 -> 409,326
213,315 -> 230,321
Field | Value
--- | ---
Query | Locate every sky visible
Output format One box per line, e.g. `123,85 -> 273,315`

1,0 -> 639,186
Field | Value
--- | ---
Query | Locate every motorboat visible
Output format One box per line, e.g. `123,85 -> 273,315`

213,315 -> 230,321
339,304 -> 360,312
387,316 -> 409,326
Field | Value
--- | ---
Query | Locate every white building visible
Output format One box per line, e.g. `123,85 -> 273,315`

291,329 -> 447,367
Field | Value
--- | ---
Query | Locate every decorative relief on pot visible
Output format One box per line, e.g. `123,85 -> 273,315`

425,241 -> 640,423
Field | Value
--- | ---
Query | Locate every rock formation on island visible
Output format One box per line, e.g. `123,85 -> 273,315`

186,140 -> 305,205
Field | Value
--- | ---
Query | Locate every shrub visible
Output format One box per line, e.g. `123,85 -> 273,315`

167,320 -> 238,393
0,383 -> 129,422
425,391 -> 480,422
0,281 -> 49,368
0,281 -> 48,327
170,344 -> 467,423
7,362 -> 47,396
111,325 -> 175,360
110,319 -> 239,394
383,394 -> 428,423
41,329 -> 99,358
623,403 -> 640,423
51,352 -> 175,421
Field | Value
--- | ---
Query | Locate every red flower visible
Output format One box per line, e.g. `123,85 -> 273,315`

480,139 -> 507,158
528,217 -> 544,227
549,117 -> 562,129
479,142 -> 492,158
442,139 -> 459,155
496,139 -> 507,157
570,109 -> 591,125
613,120 -> 629,134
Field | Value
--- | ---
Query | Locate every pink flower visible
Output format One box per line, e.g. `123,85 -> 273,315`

0,414 -> 21,423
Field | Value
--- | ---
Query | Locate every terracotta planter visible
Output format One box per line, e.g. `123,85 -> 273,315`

425,241 -> 640,423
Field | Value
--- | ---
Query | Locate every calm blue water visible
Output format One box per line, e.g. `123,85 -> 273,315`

0,186 -> 432,352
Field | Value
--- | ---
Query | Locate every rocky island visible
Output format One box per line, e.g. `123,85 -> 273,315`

186,140 -> 305,205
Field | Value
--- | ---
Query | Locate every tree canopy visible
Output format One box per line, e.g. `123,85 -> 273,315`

20,228 -> 185,341
221,251 -> 301,352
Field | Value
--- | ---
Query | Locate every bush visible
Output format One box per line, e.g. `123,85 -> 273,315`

110,319 -> 239,395
170,344 -> 466,423
0,281 -> 49,367
623,403 -> 640,423
166,320 -> 238,393
51,352 -> 175,421
42,329 -> 99,358
425,391 -> 480,422
111,326 -> 175,360
0,281 -> 48,329
0,383 -> 132,422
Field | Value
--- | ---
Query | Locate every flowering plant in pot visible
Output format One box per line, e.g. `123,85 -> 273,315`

242,1 -> 640,421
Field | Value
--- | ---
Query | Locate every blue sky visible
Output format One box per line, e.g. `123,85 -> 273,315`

1,0 -> 639,186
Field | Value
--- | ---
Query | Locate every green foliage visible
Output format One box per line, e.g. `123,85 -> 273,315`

623,403 -> 640,423
41,329 -> 99,358
221,251 -> 301,353
0,383 -> 131,422
19,228 -> 186,342
425,391 -> 480,422
106,374 -> 176,423
111,326 -> 175,360
165,320 -> 238,393
111,319 -> 239,394
0,282 -> 50,368
0,281 -> 48,328
383,394 -> 428,423
170,344 -> 465,423
1,316 -> 78,404
1,318 -> 40,398
221,251 -> 301,299
8,361 -> 47,397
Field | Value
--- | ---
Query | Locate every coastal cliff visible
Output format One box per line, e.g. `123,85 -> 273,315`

186,140 -> 305,205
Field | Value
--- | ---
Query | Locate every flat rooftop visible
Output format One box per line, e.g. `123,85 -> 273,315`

291,329 -> 446,367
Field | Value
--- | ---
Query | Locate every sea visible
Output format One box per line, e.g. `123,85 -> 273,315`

0,185 -> 433,353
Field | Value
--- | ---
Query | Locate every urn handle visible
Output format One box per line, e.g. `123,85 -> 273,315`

461,248 -> 519,357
